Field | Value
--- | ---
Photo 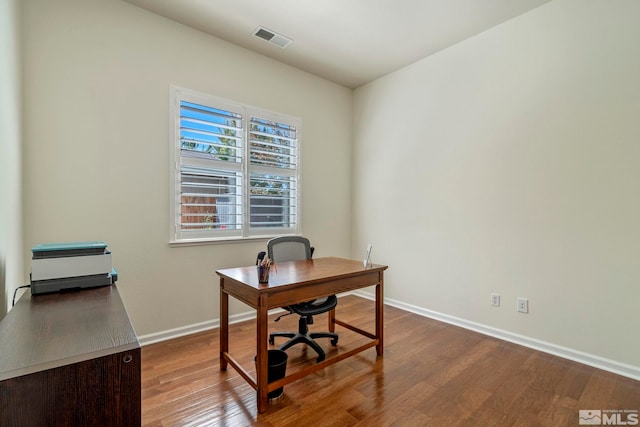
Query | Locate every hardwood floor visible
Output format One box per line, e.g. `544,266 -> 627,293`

142,295 -> 639,426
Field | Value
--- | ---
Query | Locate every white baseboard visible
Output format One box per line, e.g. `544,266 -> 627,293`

138,292 -> 639,381
351,290 -> 640,381
138,308 -> 283,346
139,319 -> 218,346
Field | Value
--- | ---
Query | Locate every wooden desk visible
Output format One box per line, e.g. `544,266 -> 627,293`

217,256 -> 388,413
0,285 -> 140,426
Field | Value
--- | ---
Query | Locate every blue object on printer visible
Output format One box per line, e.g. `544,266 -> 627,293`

30,241 -> 117,295
31,241 -> 108,258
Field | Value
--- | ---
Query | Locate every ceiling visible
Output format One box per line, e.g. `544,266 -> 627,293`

122,0 -> 552,89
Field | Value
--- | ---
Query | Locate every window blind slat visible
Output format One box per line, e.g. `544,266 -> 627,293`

181,117 -> 242,136
181,104 -> 243,128
181,126 -> 241,142
249,130 -> 296,143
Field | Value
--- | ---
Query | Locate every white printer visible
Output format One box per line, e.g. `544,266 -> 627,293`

30,241 -> 118,295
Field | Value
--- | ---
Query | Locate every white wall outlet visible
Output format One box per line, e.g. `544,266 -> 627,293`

517,297 -> 529,313
491,293 -> 500,307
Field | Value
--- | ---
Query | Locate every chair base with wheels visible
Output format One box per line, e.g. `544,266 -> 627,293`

269,295 -> 339,363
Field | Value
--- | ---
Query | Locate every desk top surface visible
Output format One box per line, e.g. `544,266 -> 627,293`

0,285 -> 139,381
216,257 -> 387,291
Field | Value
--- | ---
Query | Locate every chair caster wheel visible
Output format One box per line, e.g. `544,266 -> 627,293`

331,338 -> 338,346
316,355 -> 325,363
269,336 -> 274,345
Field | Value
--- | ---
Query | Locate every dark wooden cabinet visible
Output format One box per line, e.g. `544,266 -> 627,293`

0,285 -> 140,426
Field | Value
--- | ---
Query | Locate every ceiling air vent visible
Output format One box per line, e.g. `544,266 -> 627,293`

253,26 -> 292,48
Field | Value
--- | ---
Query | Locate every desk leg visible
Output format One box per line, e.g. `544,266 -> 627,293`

257,294 -> 269,413
375,276 -> 384,356
220,279 -> 228,371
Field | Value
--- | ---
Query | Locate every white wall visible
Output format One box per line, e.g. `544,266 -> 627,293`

353,0 -> 639,369
0,0 -> 23,317
21,0 -> 352,336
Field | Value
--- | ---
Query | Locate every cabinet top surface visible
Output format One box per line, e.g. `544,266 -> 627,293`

0,285 -> 139,380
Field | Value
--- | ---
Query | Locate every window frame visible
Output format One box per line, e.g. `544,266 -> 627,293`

169,86 -> 302,244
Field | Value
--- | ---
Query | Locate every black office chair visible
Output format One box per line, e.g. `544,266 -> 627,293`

267,236 -> 338,363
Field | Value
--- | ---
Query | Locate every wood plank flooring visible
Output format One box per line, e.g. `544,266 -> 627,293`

141,295 -> 639,426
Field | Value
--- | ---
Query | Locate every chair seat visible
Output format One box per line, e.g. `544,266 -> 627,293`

287,295 -> 338,317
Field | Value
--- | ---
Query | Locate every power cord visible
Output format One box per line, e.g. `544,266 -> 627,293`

12,285 -> 31,307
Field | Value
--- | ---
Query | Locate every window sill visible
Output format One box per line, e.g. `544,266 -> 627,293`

169,234 -> 296,247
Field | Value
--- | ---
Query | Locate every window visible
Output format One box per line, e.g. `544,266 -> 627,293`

170,87 -> 301,242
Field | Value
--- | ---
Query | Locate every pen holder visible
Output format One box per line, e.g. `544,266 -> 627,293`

257,265 -> 270,283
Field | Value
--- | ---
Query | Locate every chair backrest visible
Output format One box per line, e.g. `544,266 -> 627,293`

267,236 -> 313,262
